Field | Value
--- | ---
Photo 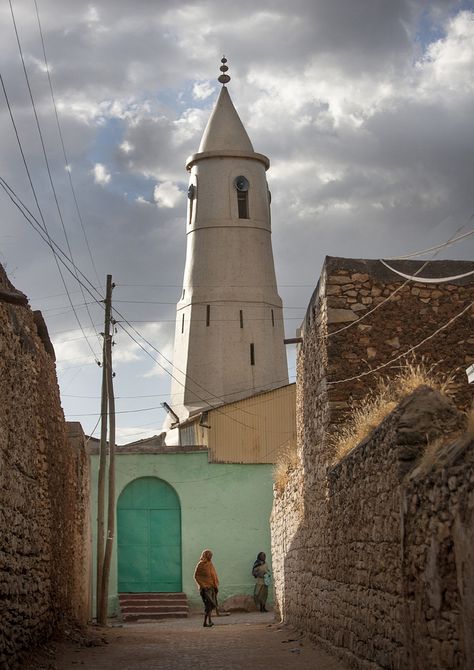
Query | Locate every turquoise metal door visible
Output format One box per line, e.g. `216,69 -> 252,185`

117,477 -> 182,592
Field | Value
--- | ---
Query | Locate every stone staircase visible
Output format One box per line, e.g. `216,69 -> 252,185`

119,593 -> 189,622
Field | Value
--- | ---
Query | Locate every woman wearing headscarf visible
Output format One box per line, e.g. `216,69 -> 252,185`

252,551 -> 270,612
194,549 -> 219,627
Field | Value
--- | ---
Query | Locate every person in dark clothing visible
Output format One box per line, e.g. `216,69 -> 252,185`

252,551 -> 270,612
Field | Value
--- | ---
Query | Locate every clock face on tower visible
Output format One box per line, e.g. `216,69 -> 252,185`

234,175 -> 249,192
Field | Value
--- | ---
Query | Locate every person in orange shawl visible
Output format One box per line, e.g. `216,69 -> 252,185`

193,549 -> 219,627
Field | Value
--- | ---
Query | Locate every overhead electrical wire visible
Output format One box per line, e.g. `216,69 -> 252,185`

5,170 -> 471,430
0,77 -> 99,362
3,58 -> 471,430
380,260 -> 474,283
327,299 -> 474,386
326,219 -> 472,340
0,177 -> 104,307
7,0 -> 100,361
33,0 -> 102,291
1,176 -> 288,429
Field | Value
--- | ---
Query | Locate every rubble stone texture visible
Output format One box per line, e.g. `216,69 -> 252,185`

271,257 -> 474,670
0,265 -> 90,669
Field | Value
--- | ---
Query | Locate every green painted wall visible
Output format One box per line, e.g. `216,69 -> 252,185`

90,451 -> 274,615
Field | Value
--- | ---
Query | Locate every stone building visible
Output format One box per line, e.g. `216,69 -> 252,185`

271,256 -> 474,670
0,265 -> 90,668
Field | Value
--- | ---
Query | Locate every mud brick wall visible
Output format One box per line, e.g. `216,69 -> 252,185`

271,257 -> 474,670
0,266 -> 90,669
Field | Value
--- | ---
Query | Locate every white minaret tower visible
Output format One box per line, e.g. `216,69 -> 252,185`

170,58 -> 288,420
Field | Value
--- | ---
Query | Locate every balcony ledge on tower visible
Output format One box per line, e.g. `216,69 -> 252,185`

185,148 -> 269,172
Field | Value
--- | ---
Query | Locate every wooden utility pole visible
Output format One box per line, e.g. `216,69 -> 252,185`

96,274 -> 113,624
99,319 -> 116,624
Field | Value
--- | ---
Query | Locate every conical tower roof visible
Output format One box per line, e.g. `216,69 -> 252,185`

198,86 -> 254,153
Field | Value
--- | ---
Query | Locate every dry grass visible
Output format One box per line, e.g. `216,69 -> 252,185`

418,436 -> 447,471
273,441 -> 299,494
330,358 -> 456,463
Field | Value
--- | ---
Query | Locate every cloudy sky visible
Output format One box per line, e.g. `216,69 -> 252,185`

1,0 -> 473,442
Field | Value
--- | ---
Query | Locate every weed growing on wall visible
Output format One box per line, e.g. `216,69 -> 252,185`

330,358 -> 456,462
273,441 -> 299,494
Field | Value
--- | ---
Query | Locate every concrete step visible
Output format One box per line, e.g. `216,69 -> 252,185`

118,592 -> 189,622
122,611 -> 188,622
119,592 -> 186,601
120,604 -> 189,613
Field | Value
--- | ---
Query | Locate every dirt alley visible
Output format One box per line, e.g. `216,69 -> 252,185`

52,612 -> 349,670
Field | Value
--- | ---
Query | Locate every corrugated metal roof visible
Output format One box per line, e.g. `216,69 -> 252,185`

205,384 -> 296,464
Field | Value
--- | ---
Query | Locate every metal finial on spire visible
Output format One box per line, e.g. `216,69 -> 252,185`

218,55 -> 231,85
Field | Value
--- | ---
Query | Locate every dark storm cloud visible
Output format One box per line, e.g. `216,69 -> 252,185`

1,0 -> 473,436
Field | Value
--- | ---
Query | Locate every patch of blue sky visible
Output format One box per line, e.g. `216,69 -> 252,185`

176,79 -> 217,110
88,117 -> 124,165
86,118 -> 151,202
415,2 -> 474,55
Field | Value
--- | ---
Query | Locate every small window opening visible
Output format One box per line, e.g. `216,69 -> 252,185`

250,343 -> 255,366
239,310 -> 243,328
237,190 -> 249,219
181,313 -> 185,334
206,304 -> 210,327
188,183 -> 195,225
271,309 -> 275,327
182,289 -> 185,299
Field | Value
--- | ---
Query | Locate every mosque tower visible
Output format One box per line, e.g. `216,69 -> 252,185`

169,58 -> 288,421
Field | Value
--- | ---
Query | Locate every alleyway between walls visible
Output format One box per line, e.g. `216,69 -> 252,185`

53,613 -> 348,670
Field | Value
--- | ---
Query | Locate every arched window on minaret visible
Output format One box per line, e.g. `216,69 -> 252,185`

234,175 -> 249,219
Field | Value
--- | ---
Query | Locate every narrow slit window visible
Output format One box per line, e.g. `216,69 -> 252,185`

271,309 -> 275,327
187,183 -> 195,225
239,310 -> 243,328
181,313 -> 185,333
250,343 -> 255,366
237,190 -> 249,219
206,304 -> 210,327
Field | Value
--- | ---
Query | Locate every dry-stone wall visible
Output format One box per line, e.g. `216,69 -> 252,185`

271,257 -> 474,670
0,266 -> 90,669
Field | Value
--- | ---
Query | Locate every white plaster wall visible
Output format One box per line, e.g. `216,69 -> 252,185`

170,153 -> 288,418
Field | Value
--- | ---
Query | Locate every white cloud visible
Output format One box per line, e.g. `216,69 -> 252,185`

2,0 -> 474,442
192,80 -> 215,101
153,181 -> 183,208
120,140 -> 133,153
417,10 -> 474,97
85,5 -> 99,23
135,195 -> 151,205
92,163 -> 111,185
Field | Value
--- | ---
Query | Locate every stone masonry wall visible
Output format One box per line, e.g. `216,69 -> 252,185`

271,257 -> 474,669
0,266 -> 90,669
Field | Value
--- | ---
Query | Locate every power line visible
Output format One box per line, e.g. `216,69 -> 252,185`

326,220 -> 472,340
8,0 -> 100,361
380,259 -> 474,283
0,178 -> 104,307
327,299 -> 474,386
0,176 -> 264,428
33,0 -> 102,290
385,229 -> 474,260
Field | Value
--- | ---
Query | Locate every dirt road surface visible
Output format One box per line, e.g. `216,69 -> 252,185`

53,612 -> 348,670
